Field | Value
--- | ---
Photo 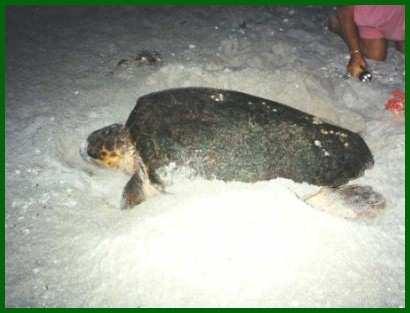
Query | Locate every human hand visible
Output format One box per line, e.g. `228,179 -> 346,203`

347,52 -> 367,78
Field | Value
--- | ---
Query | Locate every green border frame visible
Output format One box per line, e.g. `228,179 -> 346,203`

1,0 -> 408,5
0,1 -> 4,309
2,0 -> 407,310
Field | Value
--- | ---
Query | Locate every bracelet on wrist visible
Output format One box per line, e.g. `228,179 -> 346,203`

350,49 -> 361,56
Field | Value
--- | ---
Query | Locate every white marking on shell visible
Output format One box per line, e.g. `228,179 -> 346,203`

314,140 -> 322,147
323,150 -> 330,156
210,93 -> 224,102
344,142 -> 349,148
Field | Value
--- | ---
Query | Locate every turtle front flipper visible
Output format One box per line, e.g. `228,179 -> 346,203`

304,185 -> 385,220
120,167 -> 160,209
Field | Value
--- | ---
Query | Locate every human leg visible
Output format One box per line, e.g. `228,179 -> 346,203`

359,37 -> 387,61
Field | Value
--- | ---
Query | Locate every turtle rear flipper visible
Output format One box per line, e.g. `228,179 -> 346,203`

304,185 -> 385,220
121,167 -> 160,209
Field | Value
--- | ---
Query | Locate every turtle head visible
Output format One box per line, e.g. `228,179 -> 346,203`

81,123 -> 137,174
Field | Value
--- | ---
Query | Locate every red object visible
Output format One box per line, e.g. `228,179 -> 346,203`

385,90 -> 405,112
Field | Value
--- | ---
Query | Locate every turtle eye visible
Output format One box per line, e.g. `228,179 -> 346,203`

86,144 -> 99,159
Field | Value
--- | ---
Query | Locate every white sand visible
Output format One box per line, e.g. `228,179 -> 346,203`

6,6 -> 404,307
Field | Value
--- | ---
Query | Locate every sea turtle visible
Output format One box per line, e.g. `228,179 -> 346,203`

80,87 -> 384,218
